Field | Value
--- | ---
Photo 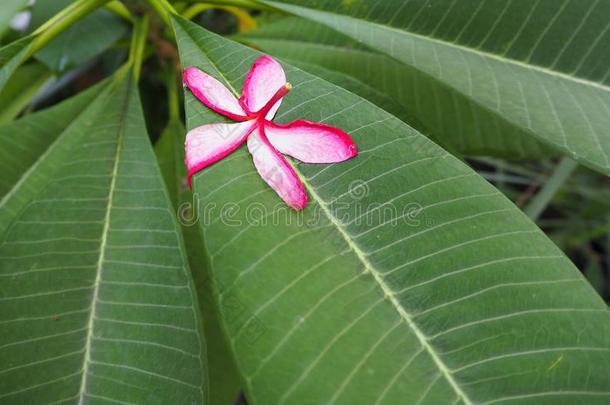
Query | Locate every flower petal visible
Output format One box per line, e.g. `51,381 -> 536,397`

247,126 -> 308,210
240,56 -> 286,120
183,67 -> 247,120
185,120 -> 257,186
265,120 -> 358,163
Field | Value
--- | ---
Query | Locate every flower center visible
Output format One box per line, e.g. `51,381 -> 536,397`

253,83 -> 292,118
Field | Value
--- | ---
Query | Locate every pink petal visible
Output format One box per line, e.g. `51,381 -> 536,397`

247,126 -> 308,210
183,67 -> 248,121
185,120 -> 257,186
240,56 -> 286,120
264,120 -> 358,163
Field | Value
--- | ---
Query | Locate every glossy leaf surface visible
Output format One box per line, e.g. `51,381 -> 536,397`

0,71 -> 207,404
261,0 -> 610,175
174,16 -> 610,405
238,16 -> 549,159
155,116 -> 242,404
0,79 -> 106,201
29,0 -> 127,73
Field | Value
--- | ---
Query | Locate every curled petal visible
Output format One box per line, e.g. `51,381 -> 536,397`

185,120 -> 257,186
247,127 -> 308,210
265,120 -> 358,163
240,56 -> 286,120
183,67 -> 247,120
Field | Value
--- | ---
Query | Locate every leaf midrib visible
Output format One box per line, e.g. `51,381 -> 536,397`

262,0 -> 610,93
77,79 -> 130,403
185,21 -> 472,402
297,173 -> 474,404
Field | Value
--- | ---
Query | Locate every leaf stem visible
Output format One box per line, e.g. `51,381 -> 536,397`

105,0 -> 134,22
28,0 -> 112,59
183,3 -> 257,32
128,15 -> 150,81
185,0 -> 277,12
147,0 -> 178,27
183,3 -> 214,19
524,157 -> 579,221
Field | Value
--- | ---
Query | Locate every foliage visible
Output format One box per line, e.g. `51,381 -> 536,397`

0,1 -> 608,404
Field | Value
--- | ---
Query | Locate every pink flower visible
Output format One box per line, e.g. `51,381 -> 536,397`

183,55 -> 357,211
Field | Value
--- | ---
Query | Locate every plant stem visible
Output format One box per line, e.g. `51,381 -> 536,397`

105,0 -> 134,22
183,3 -> 213,19
147,0 -> 178,26
27,0 -> 112,59
187,0 -> 277,12
183,3 -> 257,31
129,15 -> 150,81
524,157 -> 579,221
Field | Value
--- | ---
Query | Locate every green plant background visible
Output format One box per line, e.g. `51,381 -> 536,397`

0,1 -> 609,404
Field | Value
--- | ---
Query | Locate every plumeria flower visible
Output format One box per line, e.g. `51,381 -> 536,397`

183,55 -> 357,211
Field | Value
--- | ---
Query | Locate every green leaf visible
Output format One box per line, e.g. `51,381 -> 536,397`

0,0 -> 28,39
0,79 -> 106,201
0,35 -> 34,94
260,0 -> 610,176
29,0 -> 127,73
155,118 -> 188,209
173,16 -> 610,404
0,71 -> 207,403
0,62 -> 52,123
237,17 -> 549,159
243,13 -> 367,49
155,117 -> 242,404
289,59 -> 418,131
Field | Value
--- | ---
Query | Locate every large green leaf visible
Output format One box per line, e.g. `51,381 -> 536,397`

259,0 -> 610,176
0,70 -> 207,403
155,116 -> 242,404
237,16 -> 549,159
29,0 -> 127,73
237,17 -> 408,129
173,16 -> 610,404
1,0 -> 113,94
